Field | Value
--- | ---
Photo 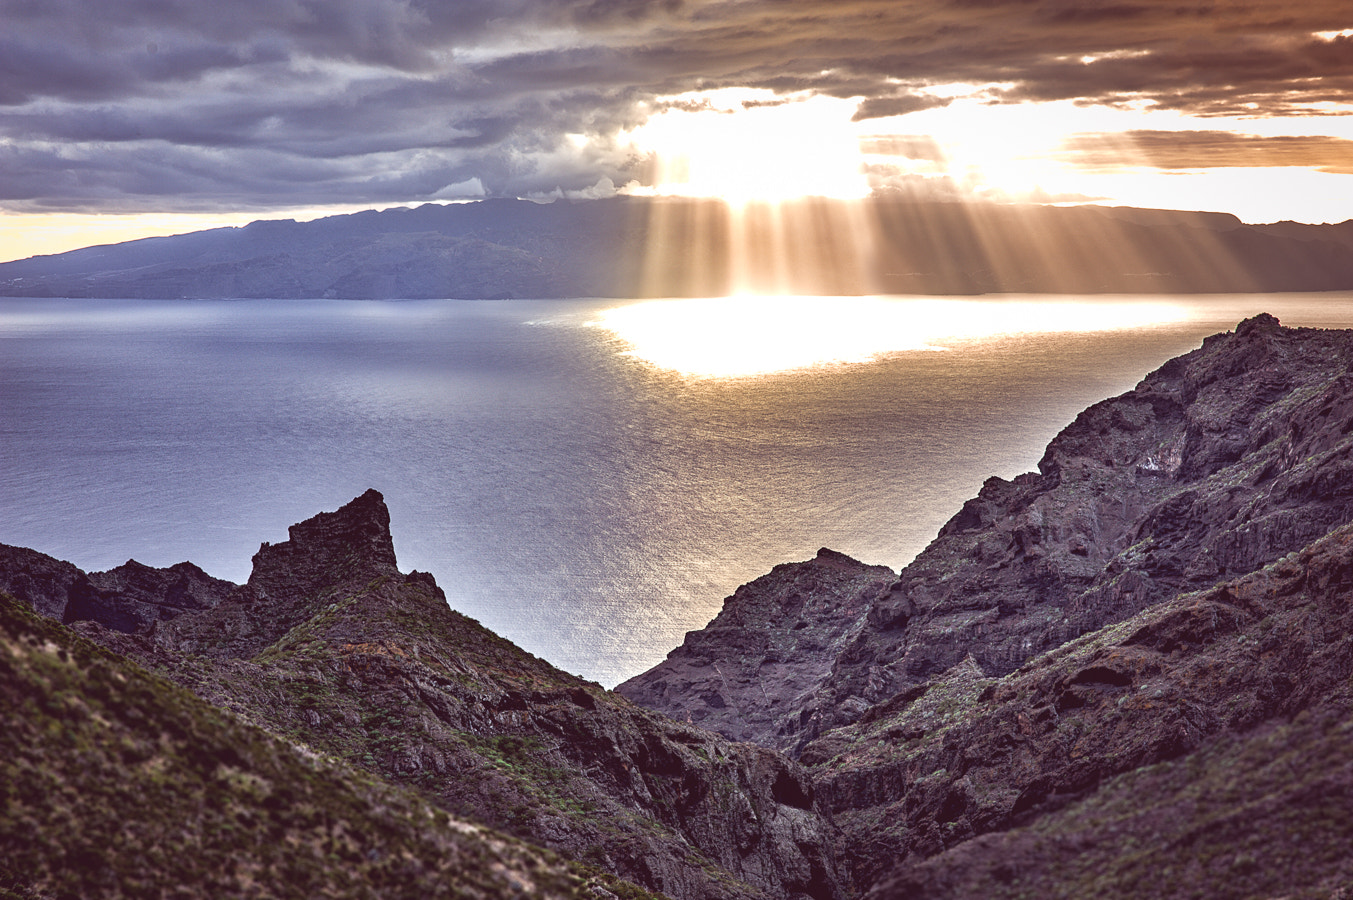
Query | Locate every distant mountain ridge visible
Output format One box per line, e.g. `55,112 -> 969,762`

4,198 -> 1353,298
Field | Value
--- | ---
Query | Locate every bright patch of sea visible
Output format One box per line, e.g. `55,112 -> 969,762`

2,294 -> 1351,685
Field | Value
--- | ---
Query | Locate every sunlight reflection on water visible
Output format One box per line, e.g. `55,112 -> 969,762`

4,294 -> 1352,686
589,295 -> 1190,377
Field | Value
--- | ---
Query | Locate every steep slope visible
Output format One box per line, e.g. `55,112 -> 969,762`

617,549 -> 896,750
829,520 -> 1353,896
811,313 -> 1353,739
3,491 -> 845,900
627,315 -> 1353,756
870,708 -> 1353,899
0,592 -> 660,900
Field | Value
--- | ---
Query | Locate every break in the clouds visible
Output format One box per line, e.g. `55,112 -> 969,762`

2,0 -> 1351,212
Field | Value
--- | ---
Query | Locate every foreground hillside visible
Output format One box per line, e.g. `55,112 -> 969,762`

2,491 -> 841,900
5,315 -> 1353,898
3,198 -> 1353,298
0,594 -> 658,899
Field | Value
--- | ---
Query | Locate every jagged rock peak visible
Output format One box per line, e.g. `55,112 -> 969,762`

1235,311 -> 1282,335
247,489 -> 400,599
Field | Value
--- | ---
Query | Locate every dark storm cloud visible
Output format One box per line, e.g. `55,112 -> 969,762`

2,0 -> 1351,211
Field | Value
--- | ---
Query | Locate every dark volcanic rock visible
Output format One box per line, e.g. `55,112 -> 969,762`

18,491 -> 846,900
803,314 -> 1353,741
70,559 -> 236,631
0,544 -> 233,630
150,488 -> 403,659
247,487 -> 400,601
617,548 -> 895,753
0,544 -> 85,620
837,520 -> 1353,897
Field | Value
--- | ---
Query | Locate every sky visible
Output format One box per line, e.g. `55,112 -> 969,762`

2,0 -> 1352,262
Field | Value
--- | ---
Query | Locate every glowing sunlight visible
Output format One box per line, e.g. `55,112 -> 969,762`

629,90 -> 871,204
590,296 -> 1189,378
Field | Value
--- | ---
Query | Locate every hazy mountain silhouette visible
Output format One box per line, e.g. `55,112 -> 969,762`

4,198 -> 1353,298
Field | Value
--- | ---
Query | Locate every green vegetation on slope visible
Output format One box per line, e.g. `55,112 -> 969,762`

0,594 -> 663,900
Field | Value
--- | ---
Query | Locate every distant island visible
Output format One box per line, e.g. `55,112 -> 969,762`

3,197 -> 1353,299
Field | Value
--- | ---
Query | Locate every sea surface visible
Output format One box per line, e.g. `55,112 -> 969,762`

4,293 -> 1353,685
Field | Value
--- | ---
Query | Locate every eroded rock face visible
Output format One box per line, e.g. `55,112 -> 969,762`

0,545 -> 234,631
150,488 -> 406,659
6,491 -> 846,900
617,549 -> 895,753
0,544 -> 86,620
247,487 -> 401,601
626,316 -> 1353,755
812,314 -> 1353,736
71,560 -> 236,631
834,521 -> 1353,896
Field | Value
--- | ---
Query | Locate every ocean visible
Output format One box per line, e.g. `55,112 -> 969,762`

4,293 -> 1352,685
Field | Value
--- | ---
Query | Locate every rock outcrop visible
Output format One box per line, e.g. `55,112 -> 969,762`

0,544 -> 86,621
618,549 -> 895,752
3,491 -> 845,900
0,542 -> 234,631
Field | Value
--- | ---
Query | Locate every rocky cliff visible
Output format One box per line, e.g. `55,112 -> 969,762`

624,313 -> 1353,754
618,549 -> 896,750
845,519 -> 1353,897
617,314 -> 1353,895
7,315 -> 1353,898
3,491 -> 844,900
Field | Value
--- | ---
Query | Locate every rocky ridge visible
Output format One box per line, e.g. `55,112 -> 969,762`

3,491 -> 843,900
7,315 -> 1353,898
618,549 -> 896,750
617,314 -> 1353,894
622,314 -> 1353,758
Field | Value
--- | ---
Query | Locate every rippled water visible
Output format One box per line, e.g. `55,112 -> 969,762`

3,294 -> 1352,685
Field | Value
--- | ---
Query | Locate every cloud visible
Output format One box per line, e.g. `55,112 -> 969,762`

1063,131 -> 1353,175
852,94 -> 952,122
858,136 -> 947,163
2,0 -> 1352,211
